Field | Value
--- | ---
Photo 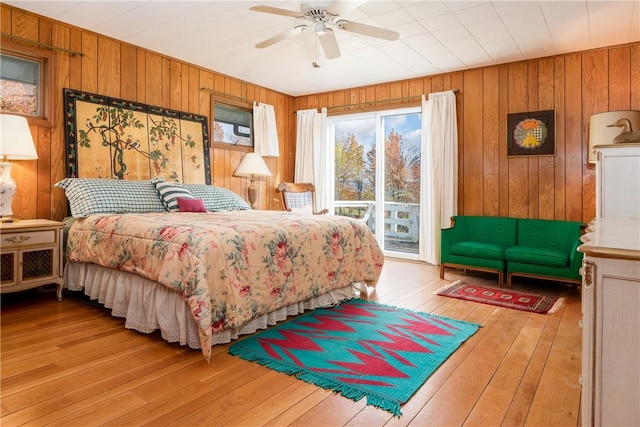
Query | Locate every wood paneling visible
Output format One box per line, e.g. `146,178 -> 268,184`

463,68 -> 483,215
2,3 -> 638,223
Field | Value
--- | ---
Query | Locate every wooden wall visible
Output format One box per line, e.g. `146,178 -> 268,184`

295,42 -> 640,224
1,4 -> 294,220
3,3 -> 639,225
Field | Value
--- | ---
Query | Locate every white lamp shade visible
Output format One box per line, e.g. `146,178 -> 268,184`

234,152 -> 272,177
588,110 -> 640,164
0,114 -> 38,160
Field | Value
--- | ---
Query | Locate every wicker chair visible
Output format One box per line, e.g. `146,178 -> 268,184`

276,182 -> 329,215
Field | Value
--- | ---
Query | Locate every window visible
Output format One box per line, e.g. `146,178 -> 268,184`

329,107 -> 422,260
212,101 -> 252,148
0,41 -> 54,127
1,54 -> 40,115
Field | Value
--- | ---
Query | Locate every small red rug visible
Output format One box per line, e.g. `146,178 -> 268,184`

436,280 -> 564,314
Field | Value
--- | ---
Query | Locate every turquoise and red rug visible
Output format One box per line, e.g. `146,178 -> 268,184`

228,299 -> 480,416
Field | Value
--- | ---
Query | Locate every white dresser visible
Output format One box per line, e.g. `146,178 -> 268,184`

595,144 -> 640,220
578,218 -> 640,427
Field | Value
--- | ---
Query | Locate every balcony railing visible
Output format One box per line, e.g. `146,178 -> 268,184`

334,201 -> 419,253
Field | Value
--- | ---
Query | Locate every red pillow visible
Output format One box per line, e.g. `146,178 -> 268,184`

177,197 -> 207,212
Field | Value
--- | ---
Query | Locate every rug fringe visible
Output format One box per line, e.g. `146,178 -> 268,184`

433,280 -> 462,295
547,297 -> 565,314
228,347 -> 404,417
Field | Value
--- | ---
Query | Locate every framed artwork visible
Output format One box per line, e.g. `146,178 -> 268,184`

507,109 -> 555,157
63,88 -> 211,183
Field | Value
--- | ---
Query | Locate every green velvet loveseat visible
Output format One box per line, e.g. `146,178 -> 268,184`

440,216 -> 583,288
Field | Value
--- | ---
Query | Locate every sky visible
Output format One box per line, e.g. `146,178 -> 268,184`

333,111 -> 422,152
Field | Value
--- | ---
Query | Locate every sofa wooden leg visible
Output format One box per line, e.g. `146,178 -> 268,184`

505,274 -> 512,289
439,264 -> 445,279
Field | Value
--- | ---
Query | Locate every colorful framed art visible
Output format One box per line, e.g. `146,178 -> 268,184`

507,109 -> 555,157
63,88 -> 211,183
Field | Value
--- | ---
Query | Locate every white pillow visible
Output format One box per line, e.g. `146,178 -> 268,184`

290,205 -> 314,215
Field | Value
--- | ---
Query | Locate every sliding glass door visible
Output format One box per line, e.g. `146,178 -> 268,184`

329,107 -> 422,259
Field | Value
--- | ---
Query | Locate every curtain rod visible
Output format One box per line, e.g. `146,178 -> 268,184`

293,89 -> 459,113
323,89 -> 460,113
200,87 -> 255,105
1,33 -> 84,56
200,86 -> 460,112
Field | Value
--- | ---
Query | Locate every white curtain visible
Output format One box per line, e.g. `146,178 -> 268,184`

253,102 -> 279,157
419,91 -> 458,265
295,108 -> 328,211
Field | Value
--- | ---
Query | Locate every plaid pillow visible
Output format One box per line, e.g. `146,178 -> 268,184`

284,191 -> 313,209
154,181 -> 194,211
183,184 -> 250,211
55,178 -> 166,217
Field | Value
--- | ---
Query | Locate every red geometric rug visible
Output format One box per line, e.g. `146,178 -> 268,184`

435,280 -> 564,314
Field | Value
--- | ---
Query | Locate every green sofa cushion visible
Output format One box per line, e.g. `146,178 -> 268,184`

462,216 -> 518,246
505,245 -> 568,268
516,218 -> 582,252
451,241 -> 507,261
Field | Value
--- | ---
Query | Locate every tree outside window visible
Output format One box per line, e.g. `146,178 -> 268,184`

0,41 -> 54,127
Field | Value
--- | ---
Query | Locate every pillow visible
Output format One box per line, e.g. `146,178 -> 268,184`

290,205 -> 314,215
177,197 -> 207,212
182,184 -> 250,211
54,178 -> 166,218
154,181 -> 194,211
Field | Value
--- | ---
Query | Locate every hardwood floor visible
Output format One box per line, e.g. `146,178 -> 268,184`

1,259 -> 582,426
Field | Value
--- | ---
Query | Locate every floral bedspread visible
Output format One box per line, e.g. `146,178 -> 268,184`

66,210 -> 384,361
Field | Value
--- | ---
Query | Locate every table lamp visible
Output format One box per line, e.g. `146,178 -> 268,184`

234,152 -> 271,209
0,114 -> 38,222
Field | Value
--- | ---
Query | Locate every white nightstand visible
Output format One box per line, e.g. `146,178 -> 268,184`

0,219 -> 64,301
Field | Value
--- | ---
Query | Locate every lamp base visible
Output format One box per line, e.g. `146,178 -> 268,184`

247,178 -> 257,209
0,162 -> 16,221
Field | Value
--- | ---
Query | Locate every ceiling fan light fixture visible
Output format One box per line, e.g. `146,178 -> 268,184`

315,21 -> 327,35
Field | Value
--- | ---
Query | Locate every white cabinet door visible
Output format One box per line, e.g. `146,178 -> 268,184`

596,144 -> 640,220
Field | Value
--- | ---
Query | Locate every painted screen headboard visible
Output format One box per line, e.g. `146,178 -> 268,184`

63,88 -> 211,184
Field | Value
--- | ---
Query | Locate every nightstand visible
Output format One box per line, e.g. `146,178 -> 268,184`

1,219 -> 64,301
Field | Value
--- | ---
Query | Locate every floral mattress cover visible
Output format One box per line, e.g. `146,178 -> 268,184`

66,210 -> 384,361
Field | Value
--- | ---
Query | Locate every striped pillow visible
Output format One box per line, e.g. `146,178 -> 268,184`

154,181 -> 195,212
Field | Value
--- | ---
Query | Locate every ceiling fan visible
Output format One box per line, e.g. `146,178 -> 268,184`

249,1 -> 400,60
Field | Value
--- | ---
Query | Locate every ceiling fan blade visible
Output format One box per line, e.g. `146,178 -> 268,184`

325,0 -> 368,17
255,27 -> 302,48
249,5 -> 304,18
337,20 -> 400,41
318,29 -> 341,59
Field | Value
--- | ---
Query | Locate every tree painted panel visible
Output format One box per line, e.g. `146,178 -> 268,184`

63,88 -> 210,184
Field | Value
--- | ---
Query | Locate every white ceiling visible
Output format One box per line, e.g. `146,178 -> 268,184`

6,0 -> 640,96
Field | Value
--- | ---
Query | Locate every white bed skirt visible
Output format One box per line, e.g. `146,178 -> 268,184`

65,262 -> 363,349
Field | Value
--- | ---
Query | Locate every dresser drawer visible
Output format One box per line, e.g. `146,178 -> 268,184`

1,229 -> 58,247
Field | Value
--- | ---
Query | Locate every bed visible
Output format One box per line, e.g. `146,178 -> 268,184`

57,178 -> 384,361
